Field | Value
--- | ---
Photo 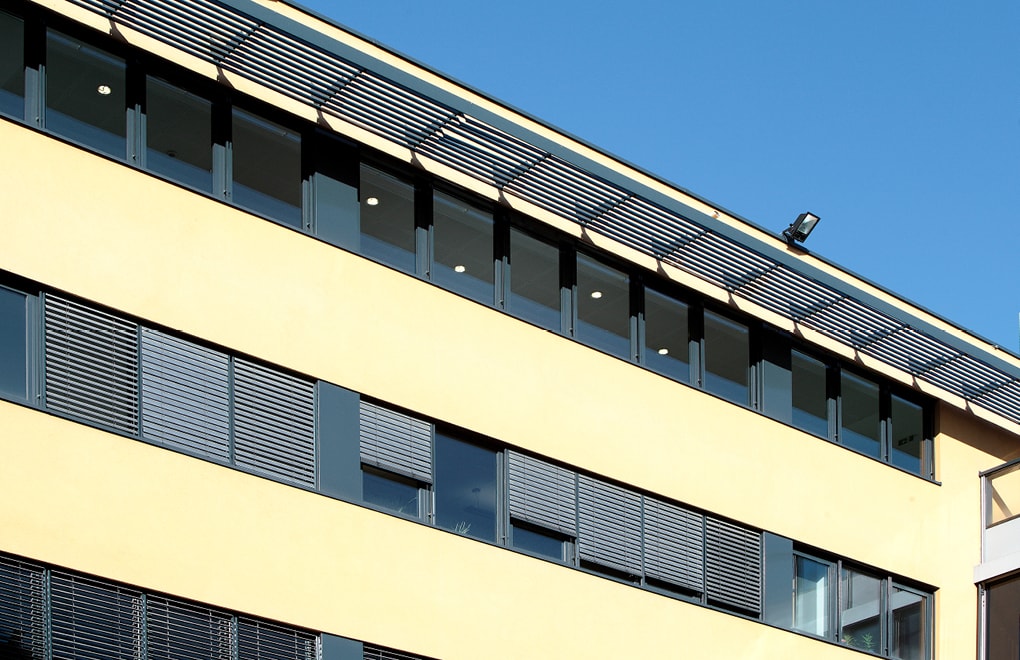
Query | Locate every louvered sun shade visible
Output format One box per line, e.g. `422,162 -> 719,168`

50,571 -> 143,660
147,596 -> 232,660
0,556 -> 45,657
706,516 -> 762,615
364,644 -> 430,660
233,357 -> 317,487
644,497 -> 705,593
359,400 -> 433,483
507,451 -> 577,536
578,475 -> 643,575
237,616 -> 318,660
44,294 -> 139,434
141,328 -> 231,461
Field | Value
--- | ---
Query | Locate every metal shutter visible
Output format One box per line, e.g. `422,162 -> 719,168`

233,358 -> 316,487
578,475 -> 643,575
705,516 -> 762,614
140,328 -> 230,460
237,617 -> 317,660
364,644 -> 430,660
146,595 -> 232,660
359,401 -> 433,483
44,294 -> 139,434
507,451 -> 577,536
643,496 -> 705,592
50,571 -> 143,660
0,556 -> 44,659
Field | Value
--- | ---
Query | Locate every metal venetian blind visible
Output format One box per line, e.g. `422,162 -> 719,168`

237,617 -> 317,660
50,571 -> 143,660
705,516 -> 762,615
146,595 -> 232,660
233,357 -> 316,487
364,644 -> 430,660
643,497 -> 705,593
0,556 -> 45,658
507,451 -> 577,536
359,401 -> 433,483
140,328 -> 231,461
578,475 -> 643,576
44,294 -> 139,434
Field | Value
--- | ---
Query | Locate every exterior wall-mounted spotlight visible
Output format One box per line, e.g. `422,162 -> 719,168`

782,212 -> 820,244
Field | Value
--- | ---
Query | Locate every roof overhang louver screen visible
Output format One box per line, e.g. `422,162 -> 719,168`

705,517 -> 762,615
578,475 -> 643,576
507,451 -> 577,537
643,497 -> 705,593
359,400 -> 433,484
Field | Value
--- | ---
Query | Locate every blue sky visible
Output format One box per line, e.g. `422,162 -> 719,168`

302,0 -> 1020,353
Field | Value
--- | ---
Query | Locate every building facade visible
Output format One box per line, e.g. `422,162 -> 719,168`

1,0 -> 1020,657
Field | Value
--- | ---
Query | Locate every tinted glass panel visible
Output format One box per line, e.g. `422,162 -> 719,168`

576,254 -> 629,358
360,165 -> 415,272
841,373 -> 881,459
644,289 -> 689,381
145,78 -> 212,192
433,192 -> 494,304
512,524 -> 563,560
890,395 -> 924,474
508,228 -> 560,330
792,351 -> 828,437
891,587 -> 925,660
362,469 -> 419,518
704,311 -> 749,404
840,568 -> 882,653
987,574 -> 1020,660
435,433 -> 497,543
46,31 -> 126,157
794,556 -> 830,637
231,109 -> 301,226
0,11 -> 23,119
0,287 -> 27,400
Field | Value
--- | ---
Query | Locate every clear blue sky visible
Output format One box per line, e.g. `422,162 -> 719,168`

301,0 -> 1020,353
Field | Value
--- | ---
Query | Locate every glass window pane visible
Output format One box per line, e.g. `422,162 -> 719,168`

890,587 -> 926,660
360,165 -> 415,272
46,31 -> 126,157
512,524 -> 563,561
0,287 -> 27,400
792,351 -> 828,437
145,77 -> 212,192
794,556 -> 830,637
986,574 -> 1020,660
576,254 -> 629,358
0,11 -> 24,119
644,289 -> 689,382
508,228 -> 560,330
433,192 -> 494,304
840,568 -> 882,653
704,311 -> 749,405
890,395 -> 924,474
841,373 -> 881,459
231,109 -> 301,227
435,433 -> 497,543
362,469 -> 419,518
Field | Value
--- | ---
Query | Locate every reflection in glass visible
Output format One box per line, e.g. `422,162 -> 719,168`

890,395 -> 924,475
794,556 -> 830,637
576,254 -> 629,358
840,567 -> 882,653
360,165 -> 415,272
841,373 -> 881,459
0,287 -> 27,400
508,228 -> 560,330
362,469 -> 419,518
435,433 -> 496,543
890,587 -> 925,660
46,31 -> 126,157
704,311 -> 748,405
433,192 -> 494,304
644,289 -> 689,382
146,77 -> 212,192
512,523 -> 563,560
231,109 -> 301,226
0,11 -> 24,118
792,351 -> 828,437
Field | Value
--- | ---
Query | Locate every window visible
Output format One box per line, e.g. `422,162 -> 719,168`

363,468 -> 421,518
510,523 -> 565,561
890,585 -> 927,660
145,77 -> 213,192
0,286 -> 27,401
792,351 -> 829,437
230,108 -> 301,227
359,165 -> 416,273
507,228 -> 561,331
794,555 -> 832,637
890,395 -> 925,474
432,192 -> 494,305
644,288 -> 690,382
0,10 -> 23,119
703,311 -> 749,405
576,254 -> 630,358
45,31 -> 126,158
434,433 -> 497,542
840,567 -> 883,652
841,372 -> 881,459
507,451 -> 576,562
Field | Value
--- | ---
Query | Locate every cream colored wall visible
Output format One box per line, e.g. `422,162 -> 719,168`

0,121 -> 1015,658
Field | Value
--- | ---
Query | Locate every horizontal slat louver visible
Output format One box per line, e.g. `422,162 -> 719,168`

643,497 -> 704,593
237,616 -> 317,660
141,328 -> 230,461
0,556 -> 44,659
233,358 -> 316,487
50,571 -> 143,660
44,295 -> 139,434
364,644 -> 430,660
705,516 -> 762,615
359,401 -> 432,483
507,451 -> 577,536
578,475 -> 642,576
146,595 -> 232,660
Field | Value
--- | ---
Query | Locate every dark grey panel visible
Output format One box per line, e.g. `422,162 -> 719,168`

317,382 -> 362,500
359,401 -> 432,484
706,516 -> 762,615
643,496 -> 704,592
578,475 -> 642,575
507,451 -> 577,536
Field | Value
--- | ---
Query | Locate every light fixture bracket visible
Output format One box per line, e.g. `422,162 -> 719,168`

782,212 -> 820,244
